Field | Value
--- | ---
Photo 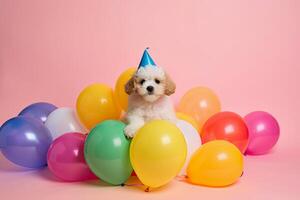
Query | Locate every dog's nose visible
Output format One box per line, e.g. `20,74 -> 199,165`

146,86 -> 154,93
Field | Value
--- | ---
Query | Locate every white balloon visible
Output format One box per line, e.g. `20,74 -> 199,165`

45,107 -> 87,139
176,119 -> 202,175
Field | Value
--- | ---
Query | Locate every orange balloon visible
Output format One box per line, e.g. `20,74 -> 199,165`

187,140 -> 244,187
114,68 -> 136,111
177,87 -> 221,131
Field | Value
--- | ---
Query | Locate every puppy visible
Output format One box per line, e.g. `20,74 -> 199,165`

124,65 -> 177,138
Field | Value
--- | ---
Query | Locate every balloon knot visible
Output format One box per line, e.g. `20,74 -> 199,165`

145,187 -> 150,192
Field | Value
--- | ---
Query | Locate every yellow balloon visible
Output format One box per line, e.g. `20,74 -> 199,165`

187,140 -> 243,187
130,120 -> 187,188
114,68 -> 136,111
76,84 -> 121,130
177,87 -> 221,130
176,112 -> 199,132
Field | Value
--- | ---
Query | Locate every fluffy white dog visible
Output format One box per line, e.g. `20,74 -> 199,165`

124,65 -> 177,138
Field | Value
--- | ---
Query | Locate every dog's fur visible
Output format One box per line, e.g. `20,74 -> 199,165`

124,66 -> 177,138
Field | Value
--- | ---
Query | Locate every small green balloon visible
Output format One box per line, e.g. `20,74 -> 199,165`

84,120 -> 133,185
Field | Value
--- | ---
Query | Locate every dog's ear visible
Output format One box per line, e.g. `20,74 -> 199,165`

165,72 -> 176,96
125,76 -> 136,95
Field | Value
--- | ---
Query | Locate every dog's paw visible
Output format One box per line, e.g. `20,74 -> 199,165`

124,125 -> 138,138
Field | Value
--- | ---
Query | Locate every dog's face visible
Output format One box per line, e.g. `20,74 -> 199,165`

125,66 -> 176,102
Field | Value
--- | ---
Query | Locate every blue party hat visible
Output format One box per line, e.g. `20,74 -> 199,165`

138,48 -> 156,69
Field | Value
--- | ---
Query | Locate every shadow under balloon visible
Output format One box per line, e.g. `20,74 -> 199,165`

79,176 -> 170,192
0,153 -> 35,172
74,176 -> 143,189
244,148 -> 277,158
121,176 -> 172,193
81,180 -> 114,188
33,167 -> 113,187
0,154 -> 174,193
34,167 -> 61,182
35,169 -> 162,192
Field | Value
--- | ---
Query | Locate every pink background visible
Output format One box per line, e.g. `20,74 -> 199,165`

0,0 -> 299,199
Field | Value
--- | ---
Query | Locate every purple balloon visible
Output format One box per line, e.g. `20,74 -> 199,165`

18,102 -> 57,123
244,111 -> 280,155
0,116 -> 53,168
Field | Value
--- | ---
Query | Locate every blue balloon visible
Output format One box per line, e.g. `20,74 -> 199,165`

0,116 -> 53,168
18,102 -> 57,123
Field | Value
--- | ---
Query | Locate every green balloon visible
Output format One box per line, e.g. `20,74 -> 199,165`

84,120 -> 133,185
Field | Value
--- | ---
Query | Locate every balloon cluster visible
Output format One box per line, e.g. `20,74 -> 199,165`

0,68 -> 280,191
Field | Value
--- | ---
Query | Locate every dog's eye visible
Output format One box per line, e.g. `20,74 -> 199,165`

155,79 -> 160,84
140,79 -> 145,85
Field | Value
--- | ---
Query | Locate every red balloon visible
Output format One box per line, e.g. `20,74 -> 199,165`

201,112 -> 249,153
47,132 -> 97,181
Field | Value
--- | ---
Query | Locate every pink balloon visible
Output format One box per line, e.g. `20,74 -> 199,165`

244,111 -> 280,155
47,132 -> 96,181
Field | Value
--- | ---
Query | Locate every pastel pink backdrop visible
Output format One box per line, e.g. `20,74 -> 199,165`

0,0 -> 299,199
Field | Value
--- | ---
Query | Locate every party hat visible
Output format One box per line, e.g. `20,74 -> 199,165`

138,48 -> 156,69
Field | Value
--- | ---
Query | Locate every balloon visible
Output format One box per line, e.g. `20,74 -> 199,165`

45,107 -> 87,139
130,120 -> 187,188
244,111 -> 280,155
114,68 -> 136,111
176,120 -> 201,175
176,112 -> 199,131
0,117 -> 52,168
187,140 -> 244,187
47,132 -> 96,181
84,120 -> 132,185
76,84 -> 121,130
177,87 -> 221,130
201,111 -> 249,153
18,102 -> 57,123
